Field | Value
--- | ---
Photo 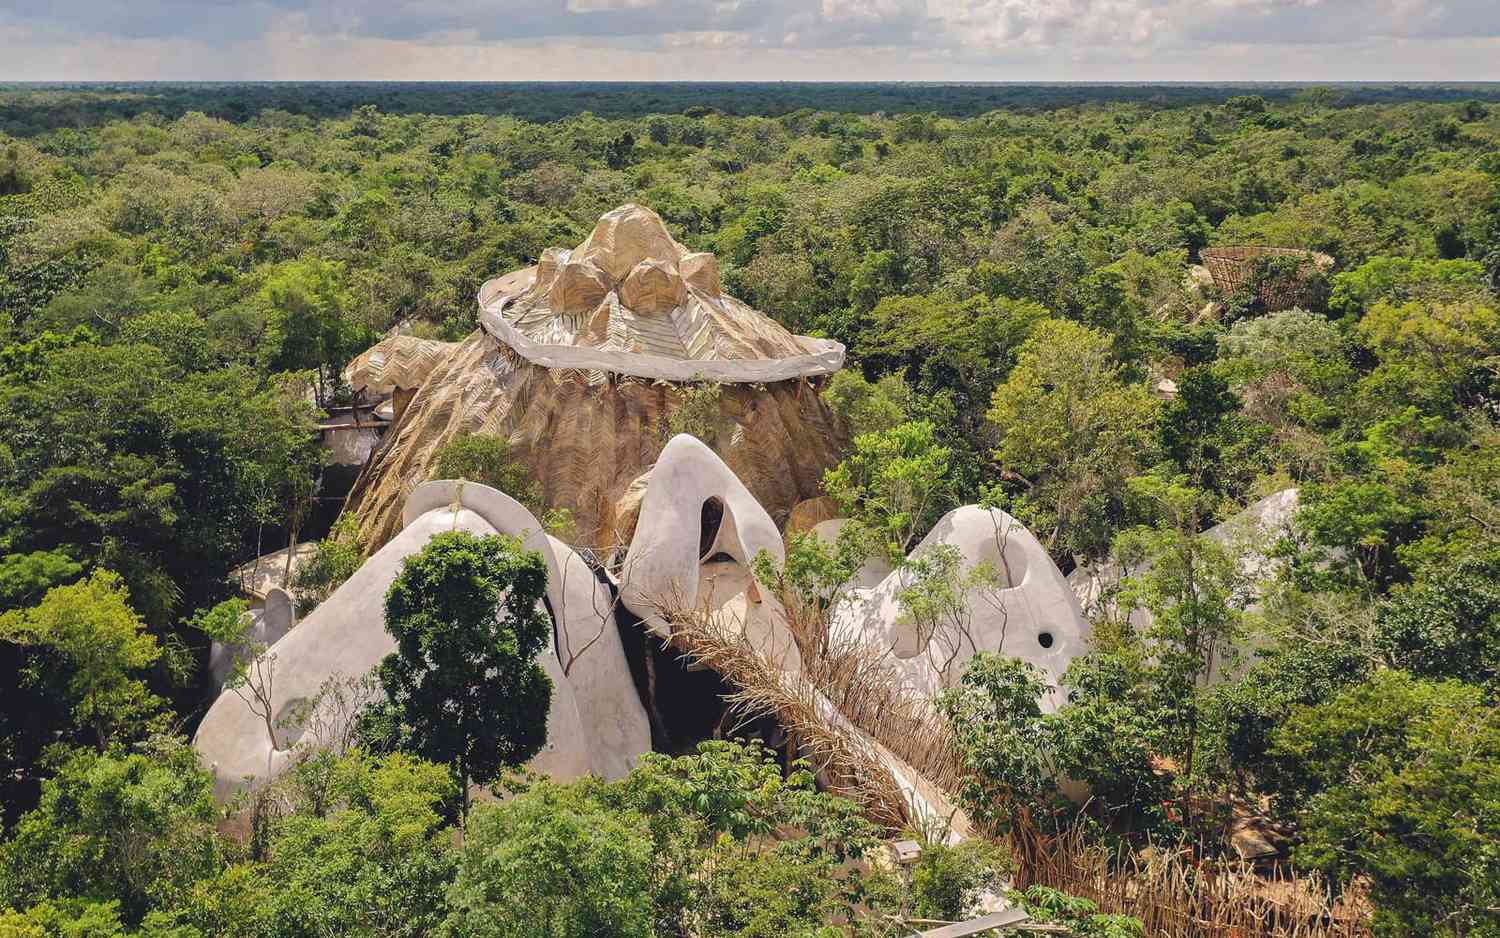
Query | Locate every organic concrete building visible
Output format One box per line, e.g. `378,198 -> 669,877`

194,203 -> 1096,831
195,437 -> 1091,833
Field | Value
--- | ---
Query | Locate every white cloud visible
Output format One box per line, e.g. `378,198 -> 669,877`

0,0 -> 1497,80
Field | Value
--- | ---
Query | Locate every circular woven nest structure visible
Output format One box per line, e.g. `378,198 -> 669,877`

1200,246 -> 1335,312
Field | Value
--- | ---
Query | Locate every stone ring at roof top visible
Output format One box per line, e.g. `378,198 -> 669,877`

475,203 -> 845,384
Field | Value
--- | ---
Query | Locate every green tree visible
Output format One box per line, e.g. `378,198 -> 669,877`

447,741 -> 883,937
937,654 -> 1062,833
988,319 -> 1158,560
361,532 -> 552,821
0,335 -> 322,627
1356,298 -> 1500,412
290,513 -> 366,611
822,420 -> 956,562
430,433 -> 544,515
0,550 -> 81,612
0,899 -> 135,938
857,292 -> 1048,410
163,751 -> 457,938
0,740 -> 222,926
821,369 -> 914,438
0,570 -> 168,751
939,650 -> 1173,835
259,258 -> 370,405
1111,474 -> 1260,788
445,781 -> 655,938
1328,256 -> 1489,320
1374,557 -> 1500,693
1158,367 -> 1268,499
1269,671 -> 1500,937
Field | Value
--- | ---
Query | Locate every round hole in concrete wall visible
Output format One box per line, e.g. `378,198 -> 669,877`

1037,631 -> 1055,649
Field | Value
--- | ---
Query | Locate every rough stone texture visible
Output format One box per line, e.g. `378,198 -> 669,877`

829,506 -> 1091,712
193,481 -> 648,798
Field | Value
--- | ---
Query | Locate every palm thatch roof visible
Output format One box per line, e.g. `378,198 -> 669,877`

345,334 -> 459,395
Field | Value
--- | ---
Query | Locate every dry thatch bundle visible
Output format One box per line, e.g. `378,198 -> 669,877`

1200,246 -> 1335,312
1014,821 -> 1372,938
649,580 -> 972,836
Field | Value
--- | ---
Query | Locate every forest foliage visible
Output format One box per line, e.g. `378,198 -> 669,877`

2,84 -> 1500,936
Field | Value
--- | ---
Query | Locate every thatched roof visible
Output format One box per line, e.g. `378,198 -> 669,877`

343,204 -> 849,551
345,334 -> 459,396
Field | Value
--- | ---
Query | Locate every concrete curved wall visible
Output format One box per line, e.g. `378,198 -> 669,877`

829,506 -> 1090,711
192,481 -> 649,797
617,435 -> 793,661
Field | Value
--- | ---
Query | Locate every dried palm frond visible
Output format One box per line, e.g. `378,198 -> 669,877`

650,586 -> 936,832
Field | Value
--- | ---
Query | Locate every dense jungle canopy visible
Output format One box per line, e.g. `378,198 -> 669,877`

2,84 -> 1499,937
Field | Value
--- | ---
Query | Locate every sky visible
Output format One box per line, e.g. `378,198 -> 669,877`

2,0 -> 1498,82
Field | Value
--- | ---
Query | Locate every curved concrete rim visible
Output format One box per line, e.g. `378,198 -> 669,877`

476,280 -> 845,383
403,480 -> 566,621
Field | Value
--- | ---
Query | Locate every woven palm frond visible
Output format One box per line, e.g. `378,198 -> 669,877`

345,334 -> 459,395
345,333 -> 845,552
654,594 -> 925,831
343,204 -> 848,552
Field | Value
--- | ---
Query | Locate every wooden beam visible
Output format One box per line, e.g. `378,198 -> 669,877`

916,908 -> 1030,937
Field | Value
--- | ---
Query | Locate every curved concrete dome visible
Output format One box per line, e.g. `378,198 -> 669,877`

477,204 -> 844,383
829,505 -> 1091,712
192,481 -> 649,798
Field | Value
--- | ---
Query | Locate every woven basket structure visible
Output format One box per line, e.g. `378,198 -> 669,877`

1200,246 -> 1335,312
345,204 -> 848,551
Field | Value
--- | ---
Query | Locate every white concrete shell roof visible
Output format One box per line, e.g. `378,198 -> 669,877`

476,204 -> 844,383
192,480 -> 649,798
828,505 -> 1091,713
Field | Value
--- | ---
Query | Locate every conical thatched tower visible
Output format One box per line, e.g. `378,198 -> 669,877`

346,204 -> 847,550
